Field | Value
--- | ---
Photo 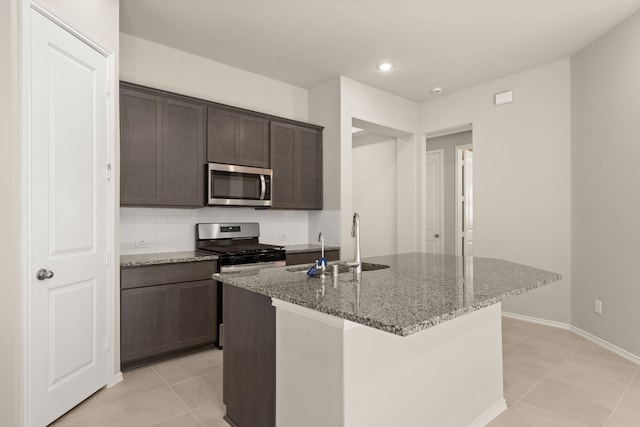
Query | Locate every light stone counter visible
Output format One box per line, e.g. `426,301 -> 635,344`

120,251 -> 218,267
216,253 -> 561,426
214,252 -> 561,337
216,253 -> 561,427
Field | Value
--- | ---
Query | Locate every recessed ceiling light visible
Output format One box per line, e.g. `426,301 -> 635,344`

377,62 -> 394,72
431,87 -> 443,95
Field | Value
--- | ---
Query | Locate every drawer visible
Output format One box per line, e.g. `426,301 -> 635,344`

121,261 -> 218,289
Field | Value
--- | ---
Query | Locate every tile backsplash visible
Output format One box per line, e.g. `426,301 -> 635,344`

120,207 -> 311,255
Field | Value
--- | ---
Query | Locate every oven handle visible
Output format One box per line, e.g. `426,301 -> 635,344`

219,260 -> 286,273
260,175 -> 266,200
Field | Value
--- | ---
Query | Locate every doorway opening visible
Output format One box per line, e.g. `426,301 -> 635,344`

351,118 -> 411,257
424,126 -> 473,256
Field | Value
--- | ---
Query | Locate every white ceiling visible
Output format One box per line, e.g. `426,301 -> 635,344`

120,0 -> 640,102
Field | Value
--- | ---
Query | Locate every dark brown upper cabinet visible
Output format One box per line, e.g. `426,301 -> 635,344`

120,82 -> 324,210
270,121 -> 323,210
120,83 -> 205,207
207,107 -> 269,168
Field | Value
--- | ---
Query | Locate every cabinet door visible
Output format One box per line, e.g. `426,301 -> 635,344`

120,89 -> 162,205
295,127 -> 323,209
207,107 -> 237,164
223,284 -> 275,427
270,122 -> 297,209
237,114 -> 269,168
173,280 -> 217,349
271,122 -> 323,210
121,285 -> 172,364
161,99 -> 205,206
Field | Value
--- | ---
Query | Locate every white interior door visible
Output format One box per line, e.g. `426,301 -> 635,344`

425,150 -> 444,254
29,9 -> 110,426
455,145 -> 474,257
464,150 -> 474,256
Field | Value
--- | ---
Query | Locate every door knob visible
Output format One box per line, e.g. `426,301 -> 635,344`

434,234 -> 440,238
36,269 -> 54,281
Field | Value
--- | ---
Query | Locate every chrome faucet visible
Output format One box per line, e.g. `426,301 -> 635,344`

318,232 -> 325,260
352,212 -> 362,275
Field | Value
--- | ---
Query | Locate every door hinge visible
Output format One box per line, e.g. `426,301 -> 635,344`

106,163 -> 112,181
104,336 -> 111,351
105,80 -> 111,95
106,251 -> 111,265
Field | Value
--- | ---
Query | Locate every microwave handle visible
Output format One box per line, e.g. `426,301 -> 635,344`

260,175 -> 266,200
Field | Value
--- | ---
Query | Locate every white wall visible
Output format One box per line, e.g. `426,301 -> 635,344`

120,208 -> 310,254
120,33 -> 308,121
352,136 -> 398,257
119,34 -> 319,252
421,59 -> 572,323
0,1 -> 21,425
339,77 -> 420,257
308,77 -> 342,247
309,77 -> 341,210
572,10 -> 640,356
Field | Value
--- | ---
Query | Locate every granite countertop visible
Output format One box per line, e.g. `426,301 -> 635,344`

283,244 -> 340,254
120,251 -> 218,267
214,253 -> 561,337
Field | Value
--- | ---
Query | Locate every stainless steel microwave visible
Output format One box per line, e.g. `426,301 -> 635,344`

207,163 -> 272,207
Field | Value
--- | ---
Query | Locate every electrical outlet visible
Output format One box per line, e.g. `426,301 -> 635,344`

135,239 -> 149,248
279,234 -> 287,242
594,299 -> 602,315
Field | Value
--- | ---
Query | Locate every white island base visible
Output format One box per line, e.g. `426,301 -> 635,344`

272,300 -> 506,427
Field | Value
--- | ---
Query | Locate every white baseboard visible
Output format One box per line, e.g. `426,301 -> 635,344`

502,311 -> 640,366
468,399 -> 507,427
110,371 -> 123,387
569,326 -> 640,366
501,311 -> 571,330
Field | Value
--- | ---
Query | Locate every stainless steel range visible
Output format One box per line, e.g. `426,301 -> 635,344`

196,222 -> 286,347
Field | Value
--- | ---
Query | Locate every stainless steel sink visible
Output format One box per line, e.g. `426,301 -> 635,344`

286,262 -> 390,274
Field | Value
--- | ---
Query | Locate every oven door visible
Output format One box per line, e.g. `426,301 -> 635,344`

208,163 -> 272,207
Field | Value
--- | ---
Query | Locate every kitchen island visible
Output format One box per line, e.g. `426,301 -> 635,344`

215,253 -> 561,427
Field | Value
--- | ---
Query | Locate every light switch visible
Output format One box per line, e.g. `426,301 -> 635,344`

495,90 -> 513,106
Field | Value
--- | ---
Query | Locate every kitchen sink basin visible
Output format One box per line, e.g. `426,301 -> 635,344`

286,262 -> 390,274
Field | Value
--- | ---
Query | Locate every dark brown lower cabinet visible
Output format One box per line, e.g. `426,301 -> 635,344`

223,284 -> 275,427
173,280 -> 217,349
120,261 -> 217,370
285,249 -> 340,266
121,285 -> 173,363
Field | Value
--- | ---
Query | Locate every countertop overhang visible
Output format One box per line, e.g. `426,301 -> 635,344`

120,251 -> 218,267
214,252 -> 561,336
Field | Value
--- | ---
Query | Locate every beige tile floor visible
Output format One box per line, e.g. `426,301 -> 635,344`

51,349 -> 228,427
490,317 -> 640,427
51,317 -> 640,427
